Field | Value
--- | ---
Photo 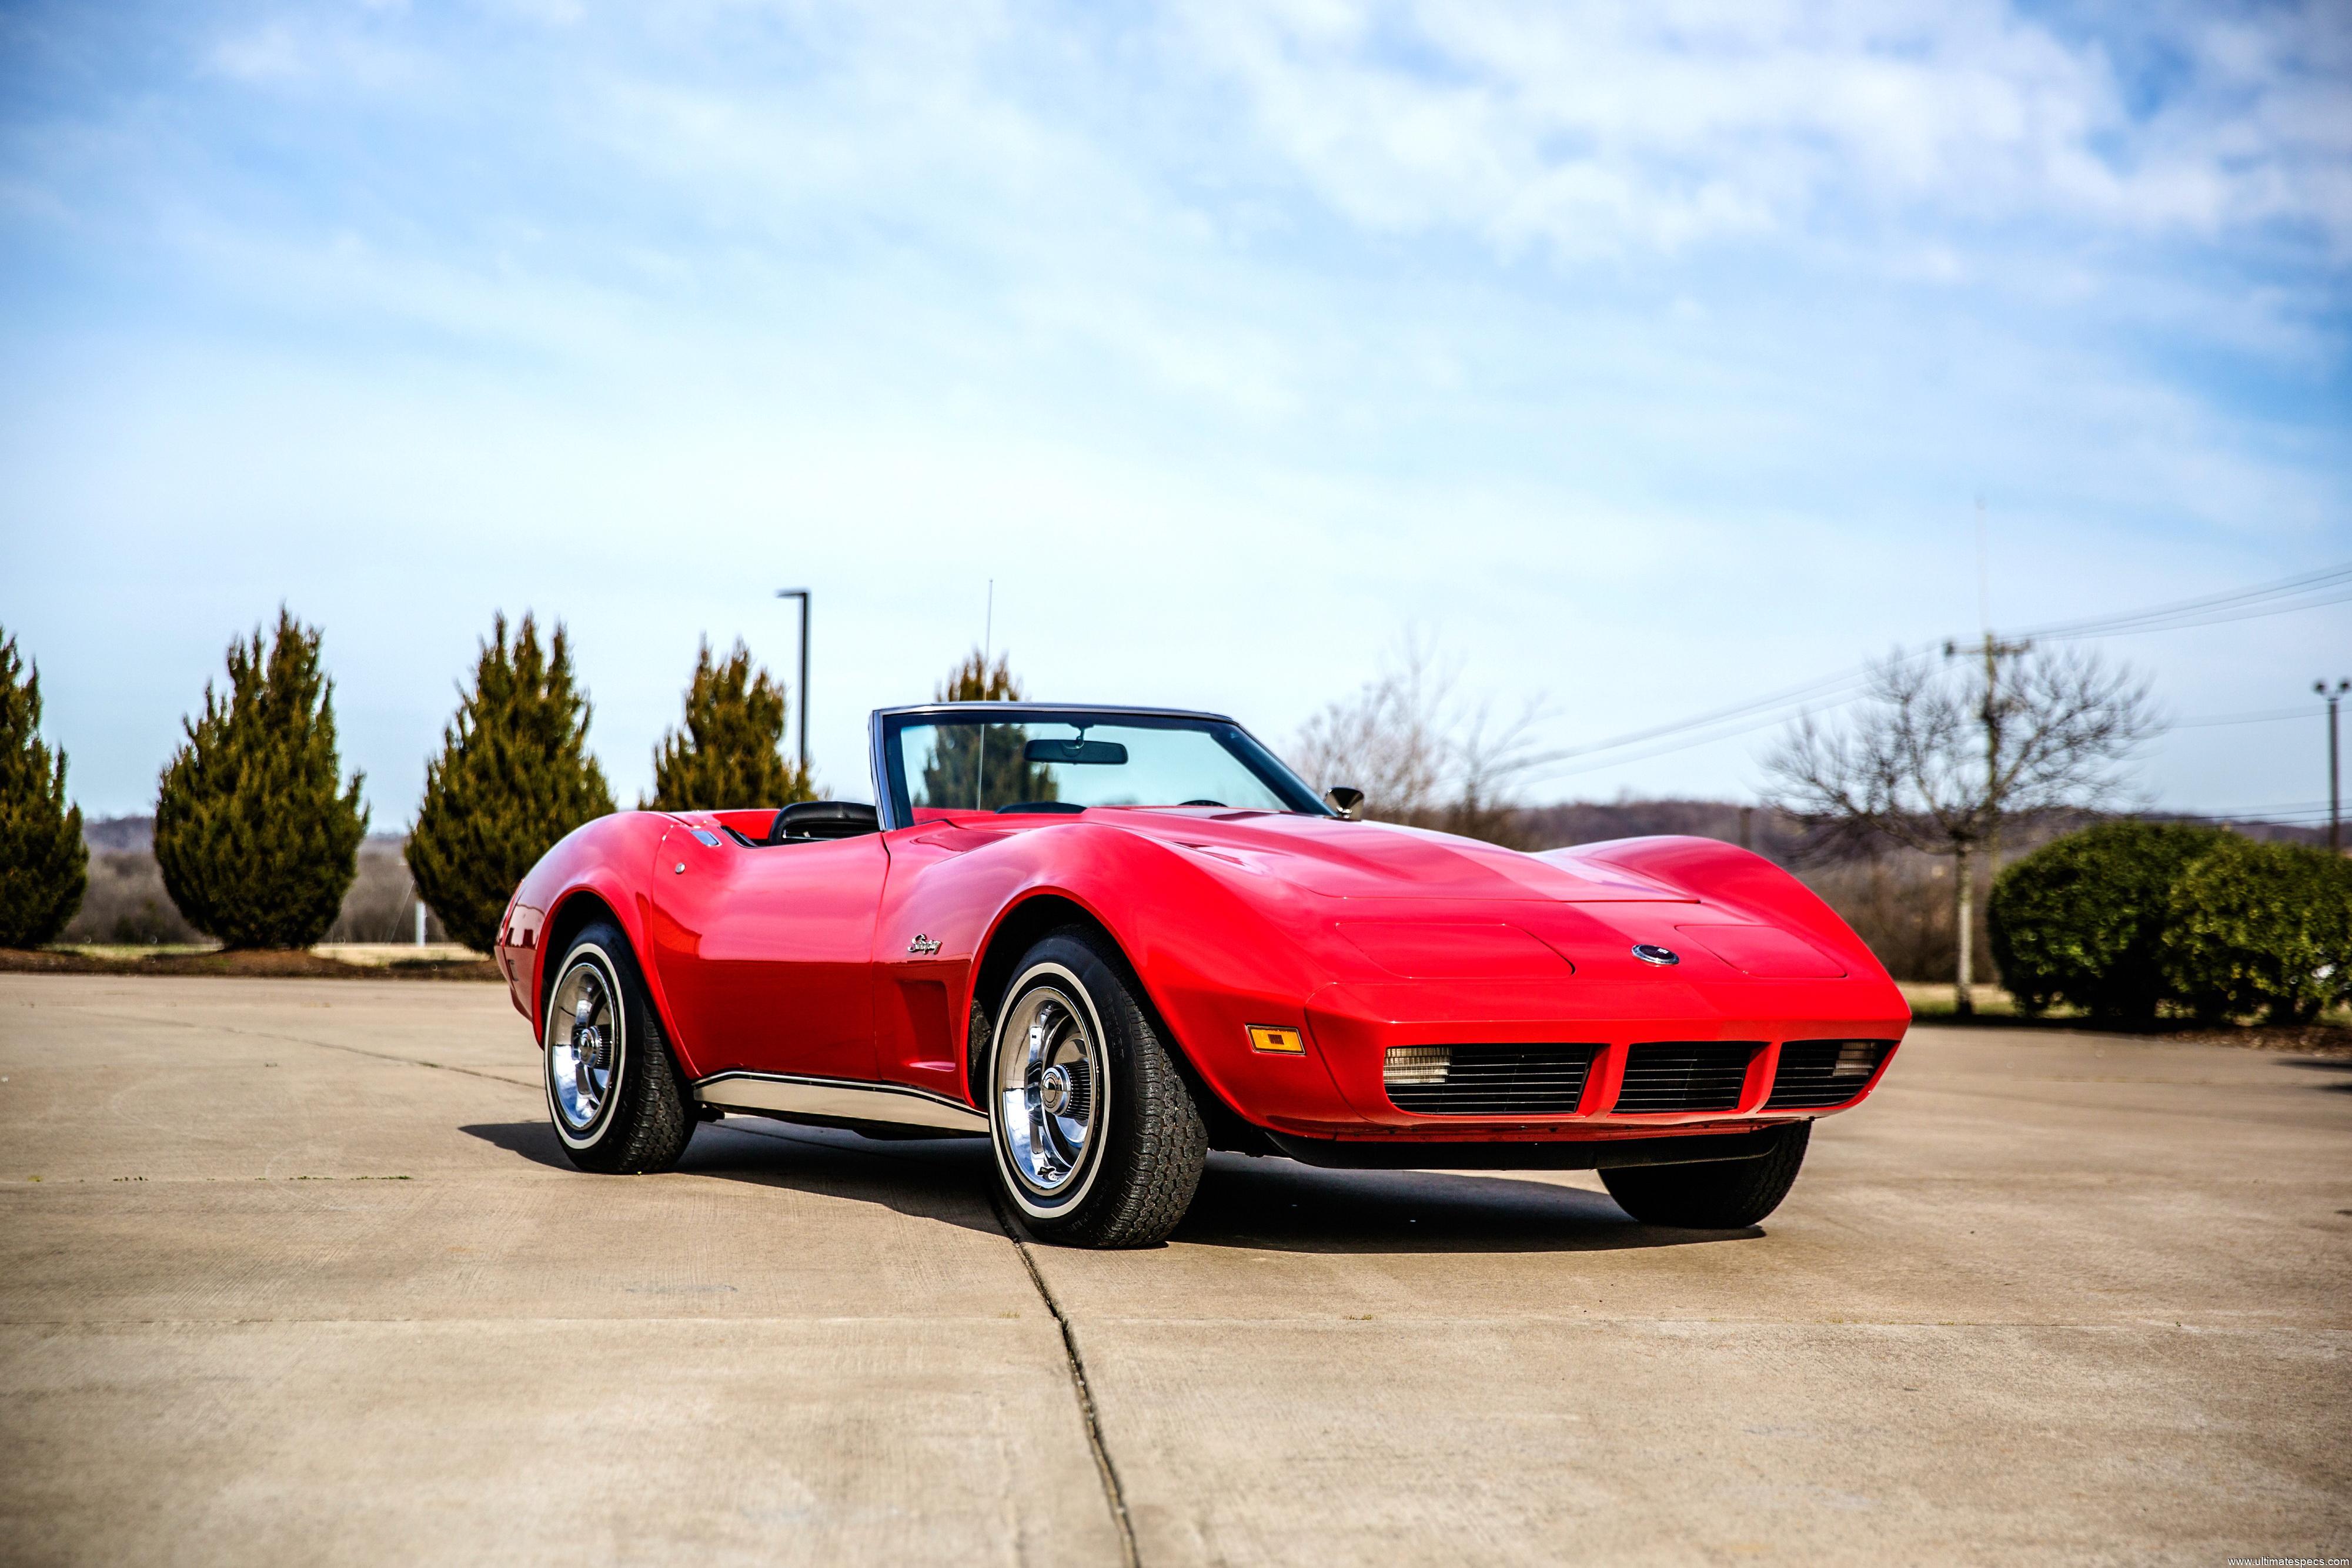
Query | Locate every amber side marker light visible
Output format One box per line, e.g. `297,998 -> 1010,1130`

1247,1025 -> 1306,1055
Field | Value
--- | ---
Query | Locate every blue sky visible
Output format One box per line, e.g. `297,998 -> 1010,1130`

2,0 -> 2347,823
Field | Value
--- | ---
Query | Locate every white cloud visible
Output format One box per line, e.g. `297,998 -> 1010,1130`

1170,0 -> 2352,256
207,23 -> 306,82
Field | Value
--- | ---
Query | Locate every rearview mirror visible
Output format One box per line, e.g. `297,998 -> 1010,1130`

1324,785 -> 1364,820
1024,737 -> 1130,765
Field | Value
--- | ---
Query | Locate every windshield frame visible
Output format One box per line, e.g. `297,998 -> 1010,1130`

870,704 -> 1332,829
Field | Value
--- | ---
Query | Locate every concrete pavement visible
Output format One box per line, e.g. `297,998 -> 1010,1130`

1,974 -> 2346,1565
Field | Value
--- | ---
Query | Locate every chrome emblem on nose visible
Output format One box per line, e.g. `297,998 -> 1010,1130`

1631,944 -> 1680,966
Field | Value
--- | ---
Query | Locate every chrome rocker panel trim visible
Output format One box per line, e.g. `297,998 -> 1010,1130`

691,1070 -> 991,1134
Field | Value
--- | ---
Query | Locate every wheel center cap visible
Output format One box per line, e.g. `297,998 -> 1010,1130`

1039,1066 -> 1071,1116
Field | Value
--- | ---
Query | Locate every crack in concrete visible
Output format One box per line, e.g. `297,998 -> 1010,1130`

991,1194 -> 1142,1568
716,1119 -> 1144,1564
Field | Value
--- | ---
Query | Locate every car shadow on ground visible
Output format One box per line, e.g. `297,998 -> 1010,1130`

460,1119 -> 1750,1255
460,1116 -> 1010,1239
1172,1152 -> 1753,1253
2277,1057 -> 2352,1092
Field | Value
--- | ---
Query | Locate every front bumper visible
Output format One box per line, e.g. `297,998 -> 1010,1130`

1250,975 -> 1907,1145
1263,1124 -> 1799,1169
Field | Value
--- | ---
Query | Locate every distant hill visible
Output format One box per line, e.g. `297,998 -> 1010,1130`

71,818 -> 437,945
83,815 -> 156,854
1519,799 -> 1802,862
83,816 -> 409,855
1516,798 -> 2328,857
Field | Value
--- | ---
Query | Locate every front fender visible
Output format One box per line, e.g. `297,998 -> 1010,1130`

876,821 -> 1356,1122
502,813 -> 688,1064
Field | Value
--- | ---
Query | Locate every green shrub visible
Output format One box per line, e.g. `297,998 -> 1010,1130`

155,610 -> 368,949
1989,821 -> 2230,1022
644,639 -> 814,811
0,629 -> 87,947
406,614 -> 613,953
2161,836 -> 2352,1025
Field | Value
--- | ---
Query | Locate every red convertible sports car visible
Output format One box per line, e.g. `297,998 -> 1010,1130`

497,703 -> 1908,1247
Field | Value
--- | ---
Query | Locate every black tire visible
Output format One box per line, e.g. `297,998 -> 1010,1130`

1601,1122 -> 1810,1228
542,921 -> 696,1175
984,928 -> 1207,1248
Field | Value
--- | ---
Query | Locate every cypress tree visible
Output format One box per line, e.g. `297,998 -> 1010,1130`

0,628 -> 88,948
407,613 -> 613,953
921,648 -> 1056,810
155,609 -> 368,948
644,638 -> 816,811
937,648 -> 1022,704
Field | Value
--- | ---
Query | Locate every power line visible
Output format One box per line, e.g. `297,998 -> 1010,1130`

2167,707 -> 2316,729
2019,561 -> 2352,641
1521,559 -> 2352,785
1523,661 -> 1899,767
2043,588 -> 2352,642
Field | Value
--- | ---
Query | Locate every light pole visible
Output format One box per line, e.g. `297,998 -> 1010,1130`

777,589 -> 811,775
2320,678 -> 2348,852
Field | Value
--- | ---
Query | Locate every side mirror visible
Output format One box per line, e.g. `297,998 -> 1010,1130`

1324,786 -> 1364,821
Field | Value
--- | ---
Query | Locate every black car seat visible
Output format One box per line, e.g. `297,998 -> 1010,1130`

764,800 -> 882,844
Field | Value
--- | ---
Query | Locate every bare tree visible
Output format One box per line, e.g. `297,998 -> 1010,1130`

1290,636 -> 1546,847
1764,644 -> 2157,1014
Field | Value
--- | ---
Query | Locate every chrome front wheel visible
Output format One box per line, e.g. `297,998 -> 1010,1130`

984,931 -> 1207,1247
547,952 -> 621,1139
539,923 -> 694,1175
995,975 -> 1107,1202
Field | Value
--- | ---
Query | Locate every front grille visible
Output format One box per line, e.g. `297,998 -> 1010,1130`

1612,1041 -> 1759,1112
1766,1039 -> 1892,1109
1382,1044 -> 1598,1116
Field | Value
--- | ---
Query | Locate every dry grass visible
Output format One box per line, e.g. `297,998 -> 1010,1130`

0,946 -> 499,982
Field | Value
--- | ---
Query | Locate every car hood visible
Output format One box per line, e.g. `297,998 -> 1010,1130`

1097,809 -> 1695,902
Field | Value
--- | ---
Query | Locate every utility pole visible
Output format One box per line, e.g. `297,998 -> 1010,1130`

2321,679 -> 2349,852
1932,495 -> 2038,1017
1940,630 -> 2030,1017
776,589 -> 811,775
1944,497 -> 2030,1019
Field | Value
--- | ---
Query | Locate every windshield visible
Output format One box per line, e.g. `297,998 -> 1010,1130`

884,711 -> 1328,820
